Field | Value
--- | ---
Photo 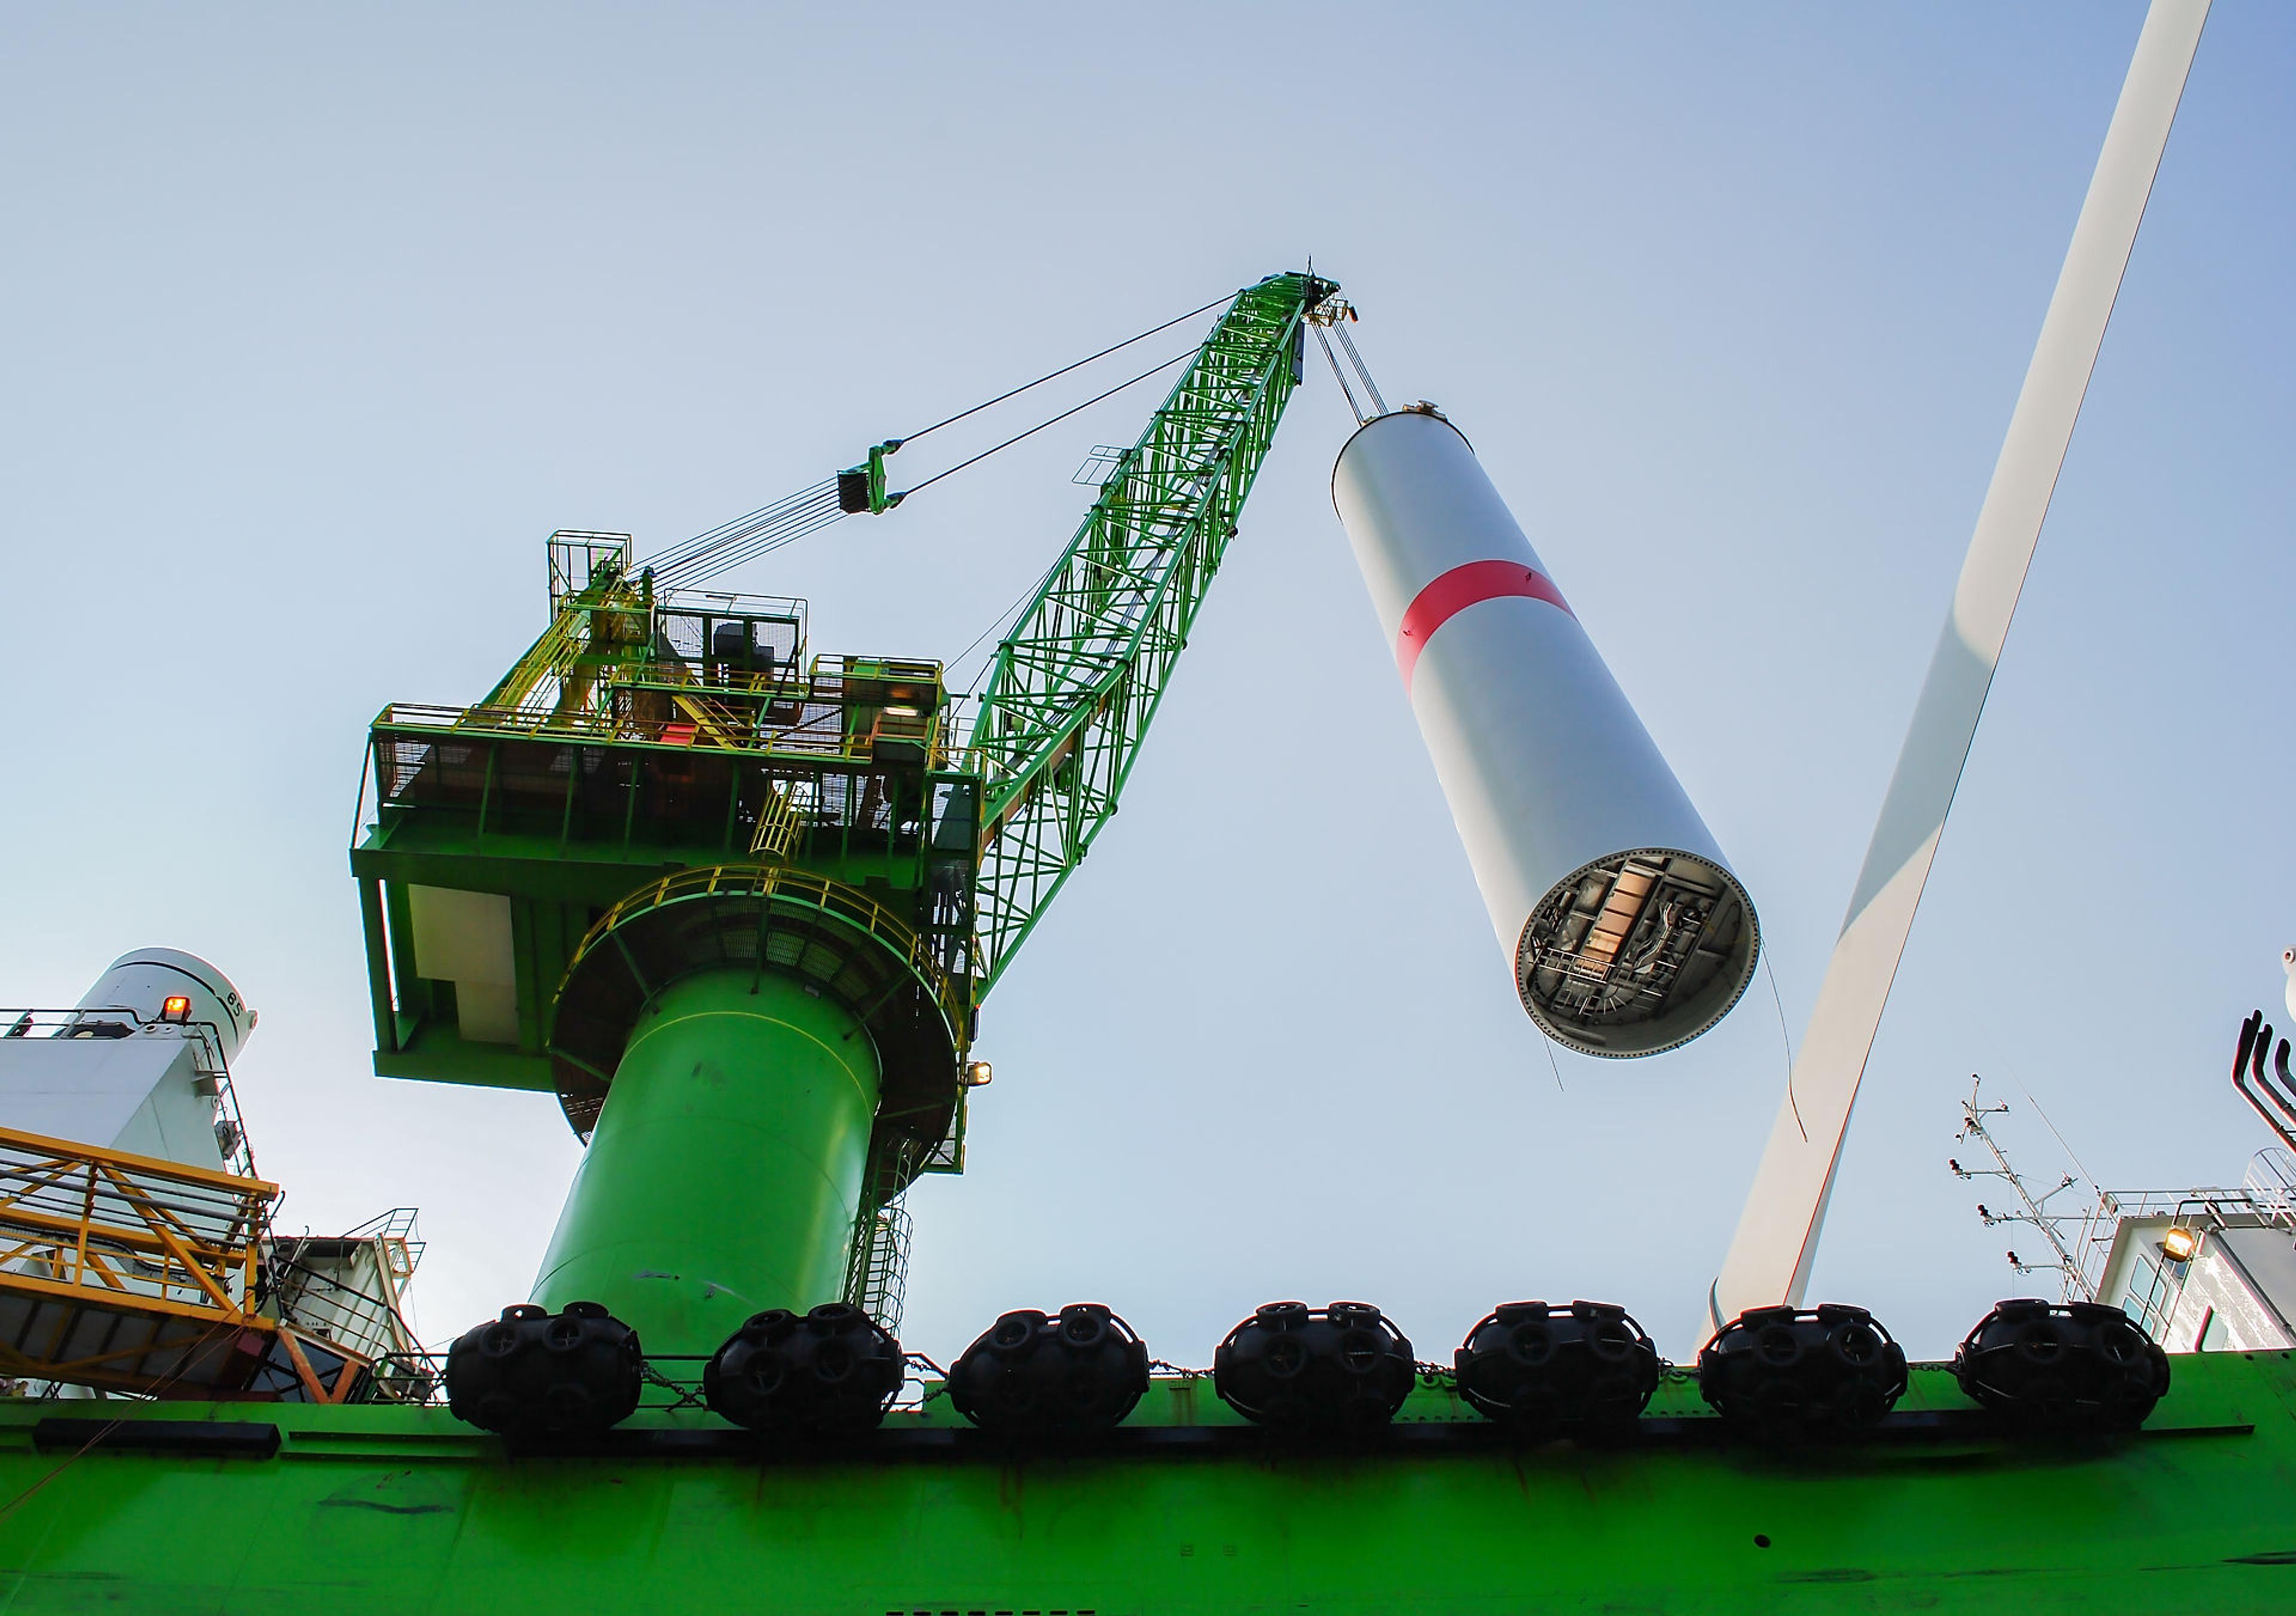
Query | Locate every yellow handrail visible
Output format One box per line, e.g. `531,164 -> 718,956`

0,1124 -> 277,1197
378,700 -> 974,771
0,1127 -> 276,1325
563,864 -> 965,1033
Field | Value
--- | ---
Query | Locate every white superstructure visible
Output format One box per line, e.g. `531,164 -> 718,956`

2090,1181 -> 2296,1353
0,947 -> 256,1174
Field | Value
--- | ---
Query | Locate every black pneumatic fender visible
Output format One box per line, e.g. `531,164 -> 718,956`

1697,1303 -> 1909,1443
947,1303 -> 1150,1436
1214,1301 -> 1415,1437
1455,1300 -> 1660,1438
703,1301 -> 905,1435
445,1301 -> 643,1437
1953,1298 -> 2170,1433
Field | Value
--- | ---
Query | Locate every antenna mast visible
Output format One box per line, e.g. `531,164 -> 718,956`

1950,1075 -> 2095,1300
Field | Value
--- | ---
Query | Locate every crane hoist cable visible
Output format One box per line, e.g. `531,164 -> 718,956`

646,479 -> 842,587
885,292 -> 1227,449
1306,298 -> 1384,425
636,293 -> 1231,591
945,547 -> 1069,694
886,347 -> 1193,504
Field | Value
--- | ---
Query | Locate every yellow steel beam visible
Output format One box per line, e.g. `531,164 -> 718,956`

270,1324 -> 332,1404
670,690 -> 753,749
0,1160 -> 86,1216
0,1268 -> 251,1327
97,1162 -> 244,1249
0,1124 -> 277,1199
0,1201 -> 236,1271
144,1222 -> 250,1321
0,1322 -> 251,1398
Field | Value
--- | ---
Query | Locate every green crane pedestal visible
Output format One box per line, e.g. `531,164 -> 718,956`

531,969 -> 881,1356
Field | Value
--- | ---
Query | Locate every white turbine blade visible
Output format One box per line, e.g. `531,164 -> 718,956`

1709,0 -> 2212,1330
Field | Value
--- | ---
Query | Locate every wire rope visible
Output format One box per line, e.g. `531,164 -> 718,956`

652,494 -> 846,588
0,1320 -> 237,1526
648,482 -> 845,588
948,547 -> 1071,695
893,347 -> 1192,505
893,293 -> 1227,447
640,289 -> 1228,590
1313,324 -> 1369,424
1763,949 -> 1806,1142
646,479 -> 840,578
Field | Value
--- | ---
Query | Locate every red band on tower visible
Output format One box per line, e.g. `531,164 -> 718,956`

1396,559 -> 1573,690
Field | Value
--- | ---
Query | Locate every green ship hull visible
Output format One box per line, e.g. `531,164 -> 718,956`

4,1350 -> 2290,1614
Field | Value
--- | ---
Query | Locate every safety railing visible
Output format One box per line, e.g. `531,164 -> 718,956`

563,864 -> 969,1036
479,607 -> 584,715
0,1006 -> 257,1180
268,1208 -> 426,1377
0,1127 -> 420,1401
2069,1178 -> 2296,1299
2245,1148 -> 2296,1231
0,1124 -> 274,1323
548,530 -> 635,612
376,694 -> 977,774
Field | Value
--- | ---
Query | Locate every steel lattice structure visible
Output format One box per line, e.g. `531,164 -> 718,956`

966,270 -> 1332,996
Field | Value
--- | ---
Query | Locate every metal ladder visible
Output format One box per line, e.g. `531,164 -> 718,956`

842,1144 -> 916,1329
749,780 -> 808,861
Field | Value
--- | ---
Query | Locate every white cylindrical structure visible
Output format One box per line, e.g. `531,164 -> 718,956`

1333,406 -> 1757,1057
75,947 -> 255,1064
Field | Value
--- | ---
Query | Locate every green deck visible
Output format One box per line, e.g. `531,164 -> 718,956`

4,1350 -> 2292,1613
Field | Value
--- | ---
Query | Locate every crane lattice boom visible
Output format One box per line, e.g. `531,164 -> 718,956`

966,270 -> 1334,996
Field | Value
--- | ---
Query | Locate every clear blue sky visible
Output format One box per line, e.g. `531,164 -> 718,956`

4,3 -> 2291,1363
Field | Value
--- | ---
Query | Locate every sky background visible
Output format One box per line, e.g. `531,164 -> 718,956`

4,2 -> 2292,1367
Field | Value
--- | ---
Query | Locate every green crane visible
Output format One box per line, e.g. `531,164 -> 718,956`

348,270 -> 1335,1352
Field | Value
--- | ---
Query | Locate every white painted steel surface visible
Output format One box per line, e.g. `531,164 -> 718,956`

0,948 -> 254,1172
0,1038 -> 224,1173
1710,0 -> 2213,1326
1333,408 -> 1758,1057
77,947 -> 255,1064
408,885 -> 519,1045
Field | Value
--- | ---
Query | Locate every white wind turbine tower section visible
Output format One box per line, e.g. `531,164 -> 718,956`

1709,0 -> 2213,1328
